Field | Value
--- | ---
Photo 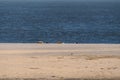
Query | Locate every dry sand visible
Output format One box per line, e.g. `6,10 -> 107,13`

0,43 -> 120,80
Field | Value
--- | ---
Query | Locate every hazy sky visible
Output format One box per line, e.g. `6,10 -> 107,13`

0,0 -> 120,3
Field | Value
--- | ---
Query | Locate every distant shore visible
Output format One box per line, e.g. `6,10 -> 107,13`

0,44 -> 120,80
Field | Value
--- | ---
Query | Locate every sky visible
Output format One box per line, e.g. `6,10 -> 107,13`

0,0 -> 120,3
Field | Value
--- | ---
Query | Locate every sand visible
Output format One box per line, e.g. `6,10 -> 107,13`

0,43 -> 120,80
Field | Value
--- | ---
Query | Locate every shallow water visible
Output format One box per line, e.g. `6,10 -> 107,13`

0,1 -> 120,43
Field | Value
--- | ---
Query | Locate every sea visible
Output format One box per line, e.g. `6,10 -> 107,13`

0,0 -> 120,43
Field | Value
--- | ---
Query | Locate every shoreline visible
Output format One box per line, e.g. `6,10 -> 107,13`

0,44 -> 120,80
0,78 -> 120,80
0,43 -> 120,55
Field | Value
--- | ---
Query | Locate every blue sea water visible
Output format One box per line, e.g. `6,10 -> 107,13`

0,0 -> 120,43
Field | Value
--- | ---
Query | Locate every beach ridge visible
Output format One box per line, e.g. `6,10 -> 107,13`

0,44 -> 120,80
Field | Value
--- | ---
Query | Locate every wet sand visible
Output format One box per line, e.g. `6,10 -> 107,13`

0,43 -> 120,80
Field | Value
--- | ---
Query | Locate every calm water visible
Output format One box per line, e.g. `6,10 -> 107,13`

0,1 -> 120,43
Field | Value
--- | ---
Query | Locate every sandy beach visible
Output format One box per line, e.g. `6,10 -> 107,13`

0,43 -> 120,80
